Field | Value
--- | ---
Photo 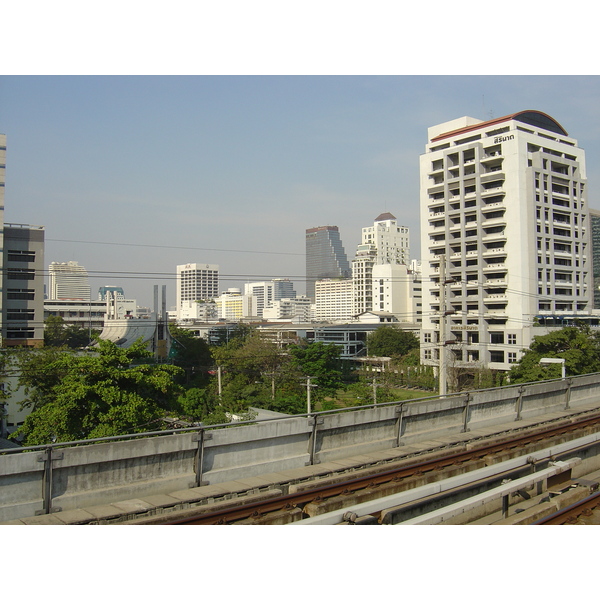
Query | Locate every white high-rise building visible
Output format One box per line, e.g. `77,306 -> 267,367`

214,288 -> 255,320
420,110 -> 591,373
244,278 -> 296,318
263,296 -> 312,321
361,212 -> 410,265
0,135 -> 5,332
352,213 -> 415,319
315,279 -> 354,321
49,261 -> 91,301
176,263 -> 219,318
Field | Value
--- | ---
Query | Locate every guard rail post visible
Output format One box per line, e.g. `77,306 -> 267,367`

36,445 -> 63,515
192,428 -> 212,488
565,379 -> 572,411
462,393 -> 471,433
394,403 -> 405,447
515,386 -> 524,421
307,416 -> 323,466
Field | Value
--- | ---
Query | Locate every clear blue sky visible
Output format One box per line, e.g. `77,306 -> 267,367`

2,75 -> 600,306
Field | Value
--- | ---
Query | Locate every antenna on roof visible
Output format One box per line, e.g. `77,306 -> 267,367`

482,95 -> 494,120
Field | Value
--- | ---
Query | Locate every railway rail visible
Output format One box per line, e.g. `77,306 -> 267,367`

532,489 -> 600,524
155,409 -> 600,525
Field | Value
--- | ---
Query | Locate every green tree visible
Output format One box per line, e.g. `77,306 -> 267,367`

509,326 -> 600,384
44,315 -> 99,349
367,326 -> 419,358
169,324 -> 213,385
13,339 -> 185,445
287,341 -> 344,400
211,330 -> 284,412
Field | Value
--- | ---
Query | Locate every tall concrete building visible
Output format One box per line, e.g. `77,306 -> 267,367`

3,224 -> 45,346
420,110 -> 591,374
589,208 -> 600,309
305,225 -> 351,301
49,261 -> 91,301
0,135 -> 6,332
244,278 -> 296,318
352,213 -> 416,319
176,263 -> 219,319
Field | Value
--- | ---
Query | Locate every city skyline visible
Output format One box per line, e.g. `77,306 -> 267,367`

3,76 -> 600,306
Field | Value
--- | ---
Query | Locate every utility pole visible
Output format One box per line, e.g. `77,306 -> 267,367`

304,376 -> 317,414
439,255 -> 448,397
217,365 -> 222,403
372,379 -> 382,406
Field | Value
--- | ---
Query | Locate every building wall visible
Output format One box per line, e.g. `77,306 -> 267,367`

2,224 -> 45,347
244,279 -> 295,318
44,300 -> 107,330
590,208 -> 600,310
315,279 -> 354,321
0,135 -> 5,329
420,111 -> 590,372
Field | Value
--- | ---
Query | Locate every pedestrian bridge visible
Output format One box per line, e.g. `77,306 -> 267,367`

1,373 -> 599,522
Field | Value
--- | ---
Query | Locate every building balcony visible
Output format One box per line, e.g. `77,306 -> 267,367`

483,294 -> 508,303
483,262 -> 507,272
481,201 -> 505,213
484,278 -> 507,287
482,248 -> 507,258
481,188 -> 506,199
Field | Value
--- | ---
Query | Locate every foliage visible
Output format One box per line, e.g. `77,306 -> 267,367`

12,339 -> 185,445
44,315 -> 99,349
509,326 -> 600,384
211,330 -> 284,412
366,326 -> 419,358
287,341 -> 344,400
169,324 -> 213,385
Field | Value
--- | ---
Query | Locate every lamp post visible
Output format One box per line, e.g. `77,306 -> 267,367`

539,357 -> 566,380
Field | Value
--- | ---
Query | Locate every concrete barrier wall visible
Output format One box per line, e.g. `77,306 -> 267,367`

2,373 -> 600,522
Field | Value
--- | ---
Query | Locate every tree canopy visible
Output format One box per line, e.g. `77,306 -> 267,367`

509,326 -> 600,384
366,326 -> 419,358
44,315 -> 99,349
13,339 -> 185,445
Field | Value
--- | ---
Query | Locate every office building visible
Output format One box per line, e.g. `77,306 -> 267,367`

176,263 -> 219,318
2,224 -> 45,346
315,278 -> 354,321
49,261 -> 91,301
263,296 -> 312,321
214,288 -> 255,320
420,110 -> 591,373
362,212 -> 410,265
0,135 -> 6,336
589,208 -> 600,309
352,213 -> 416,319
244,278 -> 296,318
306,226 -> 351,301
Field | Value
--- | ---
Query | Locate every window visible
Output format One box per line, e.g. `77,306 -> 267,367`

7,250 -> 36,262
507,334 -> 517,345
490,351 -> 505,363
490,332 -> 504,344
508,352 -> 517,364
424,333 -> 432,344
7,268 -> 35,280
6,289 -> 34,300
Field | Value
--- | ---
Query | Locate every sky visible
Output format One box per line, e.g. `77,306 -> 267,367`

3,75 -> 600,308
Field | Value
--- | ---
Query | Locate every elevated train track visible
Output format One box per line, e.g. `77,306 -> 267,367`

128,408 -> 600,525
